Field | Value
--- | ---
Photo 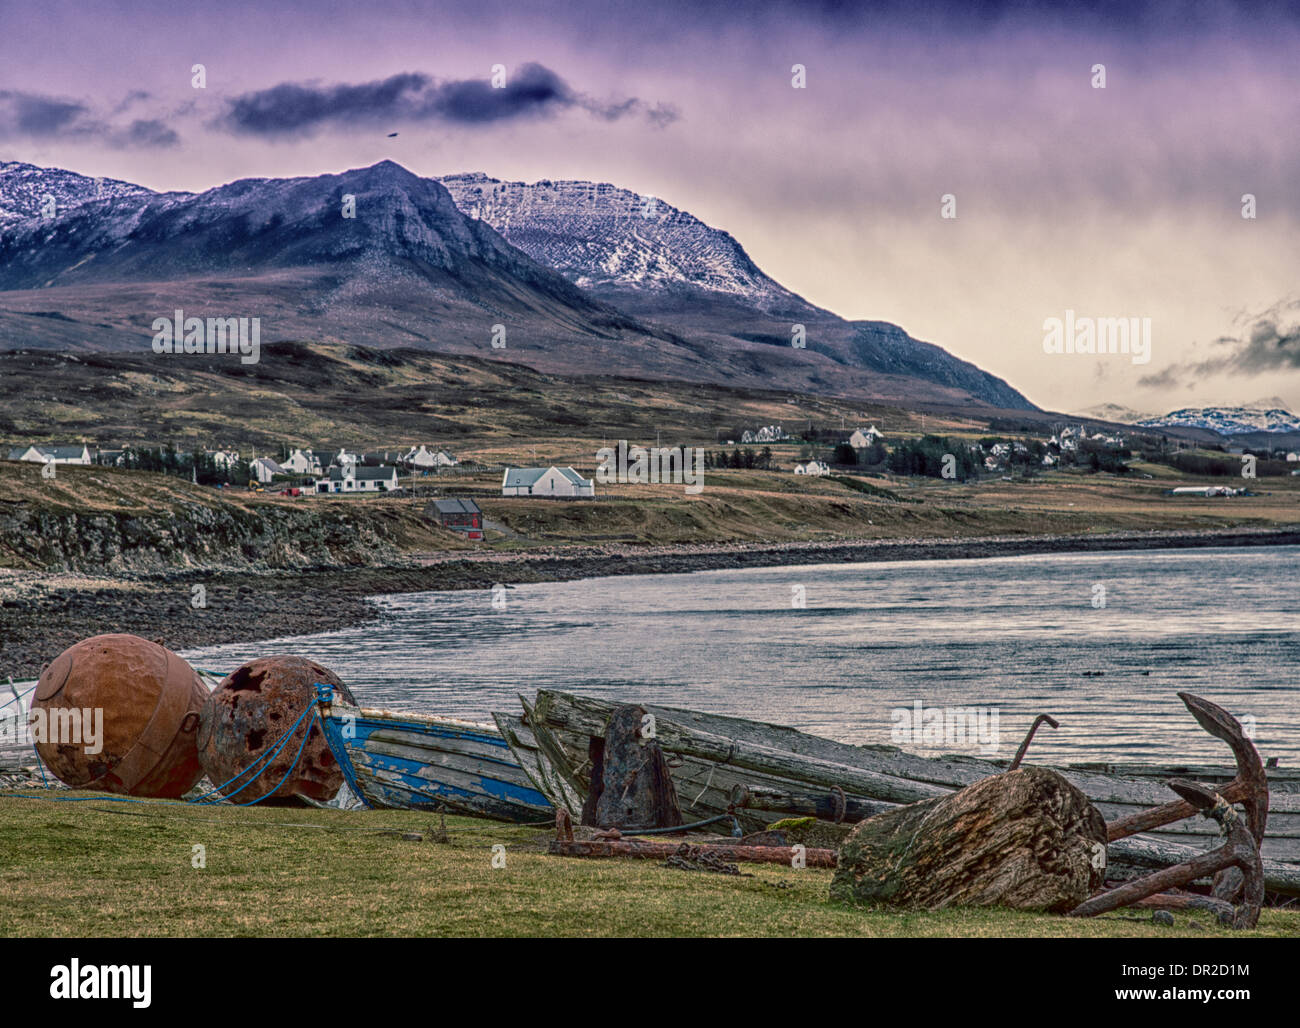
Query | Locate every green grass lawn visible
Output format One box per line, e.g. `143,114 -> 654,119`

1,793 -> 1294,937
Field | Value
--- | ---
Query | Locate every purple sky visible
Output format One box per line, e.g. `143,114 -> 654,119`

2,0 -> 1298,414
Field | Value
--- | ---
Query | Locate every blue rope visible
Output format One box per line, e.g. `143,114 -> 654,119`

2,696 -> 320,807
187,702 -> 315,804
31,742 -> 49,786
227,710 -> 318,807
1,684 -> 36,713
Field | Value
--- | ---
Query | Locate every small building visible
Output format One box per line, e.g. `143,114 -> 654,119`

7,444 -> 92,465
794,460 -> 829,476
401,445 -> 438,470
502,466 -> 594,497
848,426 -> 883,449
430,498 -> 483,540
316,464 -> 400,493
329,448 -> 361,470
281,449 -> 321,475
252,457 -> 286,484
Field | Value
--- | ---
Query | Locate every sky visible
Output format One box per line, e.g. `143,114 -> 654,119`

1,0 -> 1298,414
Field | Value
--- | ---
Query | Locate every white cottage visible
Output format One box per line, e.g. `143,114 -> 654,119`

6,444 -> 92,465
848,426 -> 883,449
281,449 -> 321,475
502,466 -> 594,497
315,464 -> 400,493
252,457 -> 286,484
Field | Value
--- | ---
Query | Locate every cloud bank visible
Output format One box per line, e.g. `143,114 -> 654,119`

217,64 -> 678,138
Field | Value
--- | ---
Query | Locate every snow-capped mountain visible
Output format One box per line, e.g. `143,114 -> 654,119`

0,159 -> 1034,409
1072,403 -> 1153,424
440,171 -> 1033,410
0,161 -> 155,225
440,172 -> 802,311
1138,406 -> 1300,434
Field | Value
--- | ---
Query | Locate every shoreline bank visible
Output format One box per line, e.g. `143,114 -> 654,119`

1,526 -> 1297,679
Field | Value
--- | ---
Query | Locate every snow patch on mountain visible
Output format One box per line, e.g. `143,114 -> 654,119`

0,161 -> 156,225
439,172 -> 806,311
1138,406 -> 1300,434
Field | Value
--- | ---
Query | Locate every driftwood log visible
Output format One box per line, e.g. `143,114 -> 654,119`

581,704 -> 683,830
831,767 -> 1107,912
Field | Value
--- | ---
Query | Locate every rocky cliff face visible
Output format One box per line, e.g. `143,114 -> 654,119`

0,498 -> 434,574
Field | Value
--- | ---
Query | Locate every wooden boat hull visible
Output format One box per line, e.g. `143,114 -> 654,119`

496,690 -> 1300,894
320,701 -> 551,822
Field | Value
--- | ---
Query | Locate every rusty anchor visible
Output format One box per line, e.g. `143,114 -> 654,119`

1070,780 -> 1264,928
1071,692 -> 1268,928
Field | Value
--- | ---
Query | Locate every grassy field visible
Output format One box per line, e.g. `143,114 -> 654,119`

0,792 -> 1294,937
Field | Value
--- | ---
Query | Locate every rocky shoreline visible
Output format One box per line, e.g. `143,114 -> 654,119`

2,526 -> 1297,680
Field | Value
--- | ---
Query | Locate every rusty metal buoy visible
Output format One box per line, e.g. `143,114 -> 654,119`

32,633 -> 208,797
197,656 -> 355,803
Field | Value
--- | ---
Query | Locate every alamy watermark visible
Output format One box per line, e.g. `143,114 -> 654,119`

890,699 -> 1000,755
596,440 -> 704,494
3,707 -> 104,753
1042,310 -> 1150,365
151,310 -> 260,365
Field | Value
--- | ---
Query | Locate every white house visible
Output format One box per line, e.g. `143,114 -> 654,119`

848,426 -> 884,449
401,445 -> 438,470
741,425 -> 789,444
315,464 -> 400,493
502,466 -> 594,497
329,448 -> 360,469
1042,454 -> 1058,467
252,457 -> 287,484
794,460 -> 830,476
431,450 -> 459,468
1287,452 -> 1298,463
281,449 -> 321,475
7,444 -> 92,465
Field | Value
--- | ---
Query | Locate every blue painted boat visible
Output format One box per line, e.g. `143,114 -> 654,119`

315,687 -> 551,822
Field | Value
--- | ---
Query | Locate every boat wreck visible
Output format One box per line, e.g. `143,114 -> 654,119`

494,689 -> 1300,898
316,688 -> 551,822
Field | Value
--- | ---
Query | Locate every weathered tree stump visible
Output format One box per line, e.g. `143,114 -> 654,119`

581,704 -> 683,830
831,767 -> 1106,912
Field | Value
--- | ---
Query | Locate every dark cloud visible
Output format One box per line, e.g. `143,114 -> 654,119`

0,89 -> 178,147
120,118 -> 179,148
218,64 -> 677,137
1140,302 -> 1300,387
0,90 -> 95,139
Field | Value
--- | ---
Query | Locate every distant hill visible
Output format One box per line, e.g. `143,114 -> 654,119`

1137,406 -> 1300,435
1072,403 -> 1153,425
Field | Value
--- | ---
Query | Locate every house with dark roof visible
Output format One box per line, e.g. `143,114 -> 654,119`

6,444 -> 93,465
429,497 -> 483,539
315,464 -> 400,494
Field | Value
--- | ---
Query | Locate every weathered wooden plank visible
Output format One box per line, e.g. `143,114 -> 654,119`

535,691 -> 951,805
492,712 -> 585,814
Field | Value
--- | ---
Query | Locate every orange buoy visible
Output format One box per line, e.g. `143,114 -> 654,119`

197,656 -> 354,803
32,634 -> 208,797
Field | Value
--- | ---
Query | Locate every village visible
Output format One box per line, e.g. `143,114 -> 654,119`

7,421 -> 1299,529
